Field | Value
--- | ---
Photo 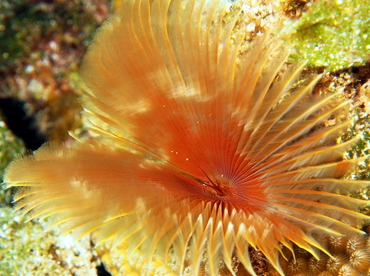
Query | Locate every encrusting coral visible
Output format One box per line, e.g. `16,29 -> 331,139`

4,0 -> 370,275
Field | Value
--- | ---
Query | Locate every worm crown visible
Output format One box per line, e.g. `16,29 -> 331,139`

4,0 -> 370,275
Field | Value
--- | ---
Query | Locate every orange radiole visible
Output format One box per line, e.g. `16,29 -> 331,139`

4,0 -> 370,275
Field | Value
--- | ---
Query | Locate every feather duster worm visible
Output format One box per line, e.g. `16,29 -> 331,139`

4,0 -> 370,275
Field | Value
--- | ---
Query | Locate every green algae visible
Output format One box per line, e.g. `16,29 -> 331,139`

0,121 -> 24,205
0,122 -> 24,178
0,206 -> 98,276
283,0 -> 370,71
